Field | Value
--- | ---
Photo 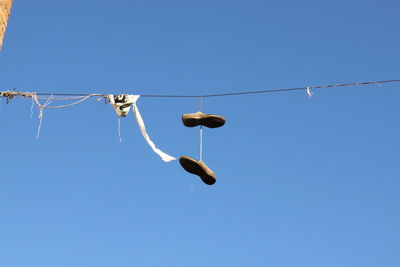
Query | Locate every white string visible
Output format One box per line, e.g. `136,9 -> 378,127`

30,96 -> 35,118
37,95 -> 91,101
117,118 -> 122,142
199,96 -> 203,162
43,94 -> 95,109
30,93 -> 94,139
37,95 -> 53,140
32,94 -> 54,139
200,125 -> 203,162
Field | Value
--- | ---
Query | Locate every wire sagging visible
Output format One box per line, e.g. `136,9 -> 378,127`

1,79 -> 399,100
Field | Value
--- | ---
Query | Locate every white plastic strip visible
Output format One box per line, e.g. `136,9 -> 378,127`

131,96 -> 176,162
306,87 -> 313,99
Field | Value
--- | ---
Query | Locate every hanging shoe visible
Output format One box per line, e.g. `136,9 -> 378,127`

179,156 -> 216,185
182,111 -> 225,128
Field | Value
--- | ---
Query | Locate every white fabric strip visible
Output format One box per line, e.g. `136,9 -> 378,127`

131,95 -> 176,162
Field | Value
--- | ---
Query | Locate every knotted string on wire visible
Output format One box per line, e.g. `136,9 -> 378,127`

41,94 -> 97,109
30,93 -> 98,139
32,93 -> 54,139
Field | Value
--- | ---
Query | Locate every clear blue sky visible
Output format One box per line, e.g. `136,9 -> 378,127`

1,1 -> 399,266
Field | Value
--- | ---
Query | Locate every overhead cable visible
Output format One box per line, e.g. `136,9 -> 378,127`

2,79 -> 400,99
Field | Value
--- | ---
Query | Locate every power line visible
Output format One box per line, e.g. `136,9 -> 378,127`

5,79 -> 400,99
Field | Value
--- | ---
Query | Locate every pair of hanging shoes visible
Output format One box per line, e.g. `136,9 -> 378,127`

180,111 -> 225,185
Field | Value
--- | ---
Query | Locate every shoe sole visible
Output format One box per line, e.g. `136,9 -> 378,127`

179,156 -> 216,185
182,112 -> 225,128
